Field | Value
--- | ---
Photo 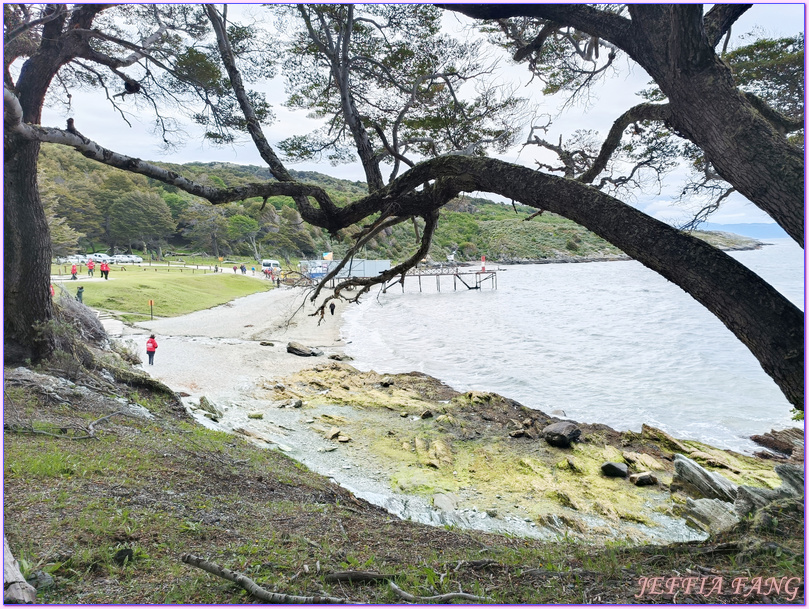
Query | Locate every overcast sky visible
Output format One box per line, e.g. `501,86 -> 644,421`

39,3 -> 805,226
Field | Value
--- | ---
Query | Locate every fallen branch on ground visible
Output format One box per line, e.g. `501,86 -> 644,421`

180,554 -> 351,604
4,410 -> 129,441
389,580 -> 492,603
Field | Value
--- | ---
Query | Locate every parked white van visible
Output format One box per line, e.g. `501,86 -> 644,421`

261,259 -> 281,271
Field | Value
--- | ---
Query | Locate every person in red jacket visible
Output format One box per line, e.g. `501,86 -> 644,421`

100,261 -> 110,279
146,334 -> 158,365
70,264 -> 78,280
87,258 -> 95,277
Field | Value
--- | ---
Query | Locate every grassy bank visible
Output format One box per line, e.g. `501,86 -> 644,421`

4,357 -> 803,604
52,272 -> 271,323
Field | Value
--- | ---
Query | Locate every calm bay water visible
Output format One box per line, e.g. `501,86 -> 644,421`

342,239 -> 804,454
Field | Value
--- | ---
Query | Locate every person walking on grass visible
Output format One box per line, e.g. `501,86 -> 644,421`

76,286 -> 84,303
87,258 -> 95,277
71,263 -> 78,280
146,334 -> 158,365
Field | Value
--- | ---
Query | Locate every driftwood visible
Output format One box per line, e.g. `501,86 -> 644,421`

180,554 -> 350,604
4,536 -> 36,604
388,580 -> 492,603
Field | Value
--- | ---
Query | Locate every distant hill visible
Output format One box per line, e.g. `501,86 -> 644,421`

37,144 -> 765,263
699,223 -> 789,239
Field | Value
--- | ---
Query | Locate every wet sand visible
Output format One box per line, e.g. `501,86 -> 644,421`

124,286 -> 347,399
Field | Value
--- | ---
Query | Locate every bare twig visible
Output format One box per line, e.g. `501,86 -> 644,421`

523,209 -> 545,222
181,554 -> 351,604
87,410 -> 128,436
388,580 -> 493,603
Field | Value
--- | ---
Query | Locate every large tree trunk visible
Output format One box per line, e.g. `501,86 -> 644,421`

4,136 -> 55,362
628,6 -> 804,245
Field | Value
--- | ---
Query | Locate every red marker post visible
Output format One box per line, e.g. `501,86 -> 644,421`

481,255 -> 486,273
149,299 -> 154,320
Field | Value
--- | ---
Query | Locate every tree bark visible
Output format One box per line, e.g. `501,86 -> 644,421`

3,135 -> 54,362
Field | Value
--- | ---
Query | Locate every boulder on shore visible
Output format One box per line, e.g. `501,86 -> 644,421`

601,462 -> 628,478
671,454 -> 737,502
734,463 -> 804,518
629,471 -> 657,487
542,422 -> 581,448
685,497 -> 740,535
287,342 -> 323,357
197,396 -> 223,422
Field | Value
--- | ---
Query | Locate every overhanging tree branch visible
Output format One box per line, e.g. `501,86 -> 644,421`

441,4 -> 633,51
703,4 -> 752,48
578,102 -> 671,184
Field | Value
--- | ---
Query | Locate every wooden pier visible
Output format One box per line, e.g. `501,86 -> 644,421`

385,267 -> 497,293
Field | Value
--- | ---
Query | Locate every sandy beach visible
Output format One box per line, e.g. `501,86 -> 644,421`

122,286 -> 347,400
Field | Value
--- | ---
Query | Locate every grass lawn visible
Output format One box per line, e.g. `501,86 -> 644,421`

53,271 -> 272,322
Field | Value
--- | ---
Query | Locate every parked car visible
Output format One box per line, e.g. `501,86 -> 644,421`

112,254 -> 133,263
129,255 -> 143,263
87,253 -> 111,263
56,255 -> 83,264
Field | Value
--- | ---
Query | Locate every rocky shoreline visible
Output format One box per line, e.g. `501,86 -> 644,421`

181,361 -> 803,545
122,283 -> 800,546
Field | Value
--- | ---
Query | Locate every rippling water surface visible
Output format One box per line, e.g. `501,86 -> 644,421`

343,239 -> 804,453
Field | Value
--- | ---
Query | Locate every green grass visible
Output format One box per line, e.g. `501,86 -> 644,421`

52,272 -> 271,322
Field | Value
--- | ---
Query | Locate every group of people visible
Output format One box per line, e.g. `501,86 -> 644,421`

233,264 -> 252,275
70,259 -> 110,280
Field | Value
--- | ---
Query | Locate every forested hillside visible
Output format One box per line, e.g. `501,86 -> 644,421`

38,144 -> 751,263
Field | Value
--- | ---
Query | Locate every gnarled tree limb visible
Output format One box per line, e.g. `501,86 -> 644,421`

180,554 -> 350,604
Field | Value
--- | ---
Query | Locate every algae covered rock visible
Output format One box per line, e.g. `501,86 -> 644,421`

197,396 -> 223,422
641,424 -> 689,453
734,463 -> 804,517
622,451 -> 666,471
542,422 -> 581,448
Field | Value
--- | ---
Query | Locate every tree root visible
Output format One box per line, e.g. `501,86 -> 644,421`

388,580 -> 492,603
180,554 -> 351,604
